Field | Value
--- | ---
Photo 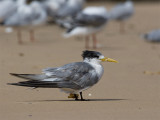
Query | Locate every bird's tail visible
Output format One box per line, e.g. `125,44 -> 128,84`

8,73 -> 51,88
8,73 -> 76,88
7,80 -> 61,88
8,81 -> 75,88
9,73 -> 47,81
63,27 -> 75,38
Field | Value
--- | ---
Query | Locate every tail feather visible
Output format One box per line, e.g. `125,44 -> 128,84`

10,73 -> 47,81
8,80 -> 77,88
63,27 -> 75,38
7,81 -> 60,88
9,73 -> 80,89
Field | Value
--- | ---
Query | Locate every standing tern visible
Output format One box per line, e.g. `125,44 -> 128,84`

8,50 -> 118,101
64,6 -> 109,49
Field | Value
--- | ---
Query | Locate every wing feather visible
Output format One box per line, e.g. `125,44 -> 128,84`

75,13 -> 107,27
10,62 -> 99,89
43,62 -> 99,88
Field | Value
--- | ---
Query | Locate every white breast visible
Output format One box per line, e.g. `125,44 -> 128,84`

91,63 -> 104,79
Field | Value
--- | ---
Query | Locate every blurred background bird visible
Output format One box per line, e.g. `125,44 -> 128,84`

109,0 -> 134,33
142,29 -> 160,42
0,0 -> 47,44
63,6 -> 109,49
41,0 -> 66,20
0,0 -> 17,22
41,0 -> 85,27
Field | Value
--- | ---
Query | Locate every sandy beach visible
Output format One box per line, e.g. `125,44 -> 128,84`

0,2 -> 160,120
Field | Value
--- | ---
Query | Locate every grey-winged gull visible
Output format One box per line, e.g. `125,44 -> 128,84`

55,0 -> 85,27
109,0 -> 134,33
63,6 -> 109,49
8,50 -> 118,101
1,0 -> 47,44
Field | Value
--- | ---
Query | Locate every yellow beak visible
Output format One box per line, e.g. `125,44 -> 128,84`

100,57 -> 118,63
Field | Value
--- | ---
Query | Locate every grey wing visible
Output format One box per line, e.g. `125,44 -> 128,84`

56,0 -> 84,18
3,11 -> 32,26
0,0 -> 17,20
20,7 -> 46,25
74,13 -> 107,27
4,13 -> 21,26
4,3 -> 46,26
109,4 -> 133,20
56,5 -> 82,18
43,62 -> 99,89
30,2 -> 47,25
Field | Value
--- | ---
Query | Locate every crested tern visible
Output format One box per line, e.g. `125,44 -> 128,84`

8,50 -> 118,101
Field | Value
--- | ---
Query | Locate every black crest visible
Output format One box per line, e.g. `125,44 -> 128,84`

82,50 -> 102,59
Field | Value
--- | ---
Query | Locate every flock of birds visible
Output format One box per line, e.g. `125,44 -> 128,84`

0,0 -> 160,48
0,0 -> 136,48
3,0 -> 160,100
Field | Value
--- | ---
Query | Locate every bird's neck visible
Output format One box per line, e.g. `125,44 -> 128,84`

84,58 -> 104,79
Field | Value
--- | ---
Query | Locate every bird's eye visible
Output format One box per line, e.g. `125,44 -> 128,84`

94,55 -> 99,58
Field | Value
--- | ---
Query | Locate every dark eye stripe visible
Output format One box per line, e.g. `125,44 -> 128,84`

94,55 -> 99,58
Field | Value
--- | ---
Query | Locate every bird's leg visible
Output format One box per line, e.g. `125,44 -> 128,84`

92,34 -> 97,49
119,21 -> 125,33
80,92 -> 84,100
17,29 -> 22,44
80,92 -> 87,101
85,36 -> 89,49
29,29 -> 35,42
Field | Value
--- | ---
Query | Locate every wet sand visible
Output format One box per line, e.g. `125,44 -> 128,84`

0,2 -> 160,120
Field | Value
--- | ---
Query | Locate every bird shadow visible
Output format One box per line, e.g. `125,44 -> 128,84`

24,98 -> 127,103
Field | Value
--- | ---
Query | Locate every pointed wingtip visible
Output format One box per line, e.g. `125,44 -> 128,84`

10,73 -> 18,76
7,83 -> 18,86
10,73 -> 15,75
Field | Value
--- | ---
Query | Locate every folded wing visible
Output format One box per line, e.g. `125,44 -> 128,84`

9,62 -> 99,90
